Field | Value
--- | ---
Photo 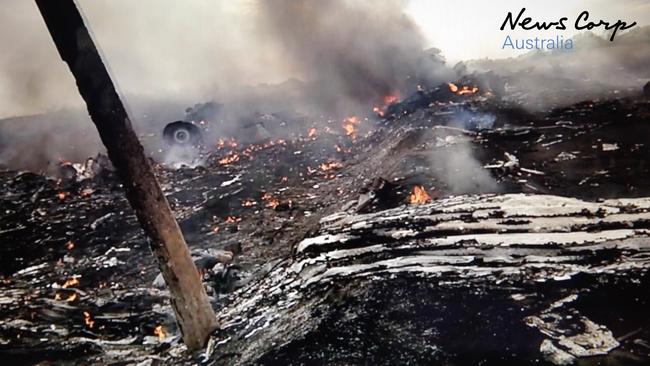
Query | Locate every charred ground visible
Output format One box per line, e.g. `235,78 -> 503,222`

1,80 -> 650,365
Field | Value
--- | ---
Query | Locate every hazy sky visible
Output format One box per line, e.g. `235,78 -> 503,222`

0,0 -> 648,118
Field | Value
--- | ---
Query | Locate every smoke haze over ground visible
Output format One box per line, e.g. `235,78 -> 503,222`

1,1 -> 649,173
0,0 -> 449,119
0,0 -> 451,171
468,27 -> 650,110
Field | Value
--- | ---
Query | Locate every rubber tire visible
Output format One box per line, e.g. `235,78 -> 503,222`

163,121 -> 202,146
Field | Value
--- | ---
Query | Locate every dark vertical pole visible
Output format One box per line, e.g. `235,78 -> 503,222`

34,0 -> 217,350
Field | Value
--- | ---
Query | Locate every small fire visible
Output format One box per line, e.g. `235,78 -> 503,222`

55,292 -> 76,302
307,128 -> 317,139
262,193 -> 280,209
241,139 -> 287,158
373,92 -> 400,117
83,311 -> 95,329
62,278 -> 80,288
342,116 -> 361,137
408,185 -> 432,205
457,85 -> 479,95
219,153 -> 240,166
334,145 -> 351,154
225,216 -> 241,224
57,191 -> 68,200
319,161 -> 343,171
383,93 -> 399,105
217,137 -> 238,149
241,199 -> 256,207
66,241 -> 75,251
154,325 -> 166,341
447,82 -> 479,96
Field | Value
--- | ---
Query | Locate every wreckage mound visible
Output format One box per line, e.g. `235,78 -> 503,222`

209,194 -> 650,365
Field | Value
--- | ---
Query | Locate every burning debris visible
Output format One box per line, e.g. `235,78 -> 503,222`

341,116 -> 361,138
373,92 -> 401,117
83,311 -> 95,329
153,325 -> 167,341
447,82 -> 479,96
2,82 -> 650,363
408,185 -> 432,204
2,1 -> 650,364
218,153 -> 240,166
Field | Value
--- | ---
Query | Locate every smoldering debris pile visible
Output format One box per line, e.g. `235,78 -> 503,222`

1,77 -> 650,366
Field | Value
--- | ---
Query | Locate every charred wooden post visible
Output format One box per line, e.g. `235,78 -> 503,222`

34,0 -> 217,349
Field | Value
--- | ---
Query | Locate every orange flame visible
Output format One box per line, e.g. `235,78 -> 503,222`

307,128 -> 317,139
319,161 -> 343,171
225,216 -> 241,224
373,92 -> 400,117
154,325 -> 166,341
383,93 -> 399,105
342,116 -> 360,137
55,292 -> 78,302
219,153 -> 240,166
409,186 -> 432,205
62,278 -> 80,289
448,82 -> 479,96
83,311 -> 95,329
241,199 -> 256,207
217,138 -> 238,149
457,85 -> 479,95
66,241 -> 75,251
262,193 -> 280,209
57,192 -> 68,201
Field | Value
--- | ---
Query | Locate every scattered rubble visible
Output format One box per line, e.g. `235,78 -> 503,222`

1,80 -> 650,364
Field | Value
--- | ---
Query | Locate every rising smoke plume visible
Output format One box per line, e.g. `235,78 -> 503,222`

2,1 -> 648,174
0,0 -> 451,172
256,0 -> 453,113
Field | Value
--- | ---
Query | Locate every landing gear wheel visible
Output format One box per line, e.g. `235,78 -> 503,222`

163,121 -> 201,146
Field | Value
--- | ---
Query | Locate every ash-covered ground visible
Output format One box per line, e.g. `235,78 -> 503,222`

1,77 -> 650,365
